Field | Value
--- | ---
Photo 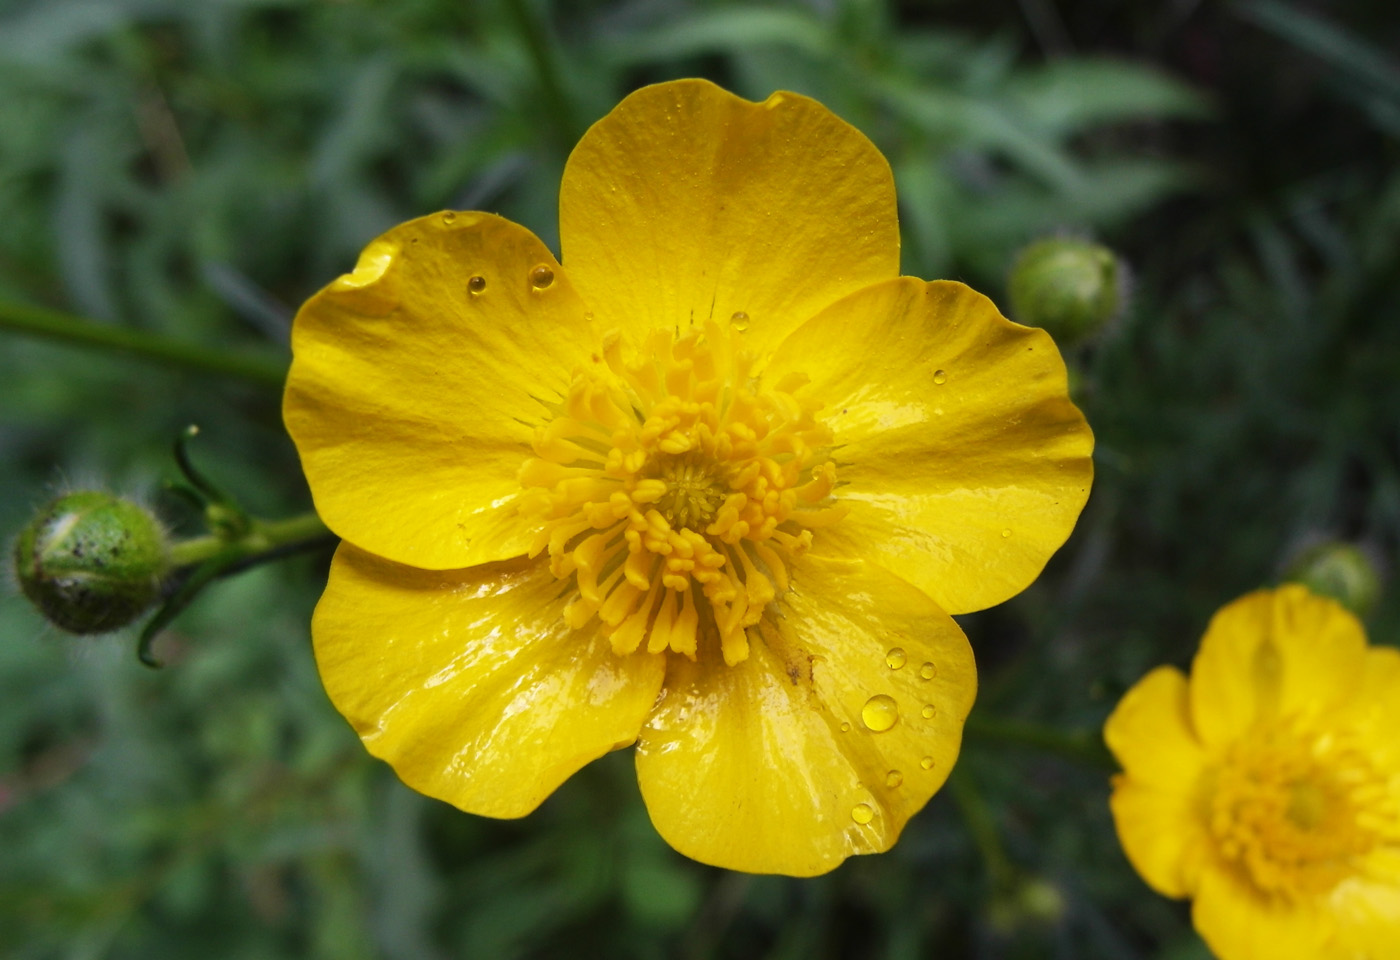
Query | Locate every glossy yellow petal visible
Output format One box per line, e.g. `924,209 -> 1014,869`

1192,867 -> 1333,960
1345,646 -> 1400,772
1105,667 -> 1211,898
559,79 -> 898,361
285,212 -> 598,569
313,544 -> 665,818
635,555 -> 976,876
764,278 -> 1093,615
1189,585 -> 1367,749
1331,851 -> 1400,955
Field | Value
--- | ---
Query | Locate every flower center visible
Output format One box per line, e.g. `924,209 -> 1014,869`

517,319 -> 843,665
1206,721 -> 1393,901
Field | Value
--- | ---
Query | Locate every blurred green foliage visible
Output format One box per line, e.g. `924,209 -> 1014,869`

1,0 -> 1398,958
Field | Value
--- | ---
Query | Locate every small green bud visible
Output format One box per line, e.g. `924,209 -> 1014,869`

1286,541 -> 1382,619
14,492 -> 171,634
1008,236 -> 1124,344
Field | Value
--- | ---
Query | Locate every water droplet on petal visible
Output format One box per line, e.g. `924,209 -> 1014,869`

885,647 -> 907,670
851,802 -> 875,824
886,770 -> 903,788
530,264 -> 555,289
584,311 -> 594,322
1001,528 -> 1012,538
933,369 -> 948,385
441,211 -> 457,225
919,662 -> 937,680
467,275 -> 487,295
920,756 -> 935,770
921,704 -> 937,720
861,694 -> 899,732
840,721 -> 851,733
730,310 -> 750,331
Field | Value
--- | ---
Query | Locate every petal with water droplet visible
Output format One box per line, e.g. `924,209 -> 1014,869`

314,544 -> 665,818
286,212 -> 595,569
635,554 -> 975,876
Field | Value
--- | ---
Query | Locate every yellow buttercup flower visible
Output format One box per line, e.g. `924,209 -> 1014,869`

1106,585 -> 1400,957
284,79 -> 1093,876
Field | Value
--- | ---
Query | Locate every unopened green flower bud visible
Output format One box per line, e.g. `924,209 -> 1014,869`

1286,541 -> 1382,619
13,492 -> 171,634
1008,236 -> 1124,344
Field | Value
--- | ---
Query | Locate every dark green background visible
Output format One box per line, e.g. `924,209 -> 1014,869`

2,1 -> 1398,957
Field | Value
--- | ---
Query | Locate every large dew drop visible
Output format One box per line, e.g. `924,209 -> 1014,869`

529,264 -> 555,289
861,694 -> 899,732
885,647 -> 906,670
851,802 -> 875,825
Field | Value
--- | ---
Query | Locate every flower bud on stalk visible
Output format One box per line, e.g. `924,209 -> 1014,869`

1008,236 -> 1125,345
1285,540 -> 1382,619
13,492 -> 171,634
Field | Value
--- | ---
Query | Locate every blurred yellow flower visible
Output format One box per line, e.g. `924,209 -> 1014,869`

1106,585 -> 1400,957
284,79 -> 1093,876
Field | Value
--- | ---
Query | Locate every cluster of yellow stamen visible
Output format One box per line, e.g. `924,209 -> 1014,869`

1206,718 -> 1396,901
518,319 -> 843,665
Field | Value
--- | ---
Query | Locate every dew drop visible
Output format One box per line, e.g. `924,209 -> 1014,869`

885,770 -> 903,788
921,704 -> 937,720
467,275 -> 487,295
933,369 -> 948,385
730,310 -> 750,331
920,756 -> 935,770
919,662 -> 937,681
861,694 -> 899,732
1001,528 -> 1012,538
529,264 -> 555,289
885,647 -> 907,670
840,721 -> 851,733
851,802 -> 875,825
441,211 -> 457,225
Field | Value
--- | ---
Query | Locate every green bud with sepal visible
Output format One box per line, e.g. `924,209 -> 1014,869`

14,491 -> 171,634
1008,236 -> 1125,344
1285,541 -> 1382,619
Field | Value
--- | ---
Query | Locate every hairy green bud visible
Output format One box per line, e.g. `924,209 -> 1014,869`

1008,236 -> 1124,344
14,492 -> 171,634
1286,541 -> 1382,619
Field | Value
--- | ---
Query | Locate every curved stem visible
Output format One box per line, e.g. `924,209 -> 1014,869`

948,768 -> 1013,889
168,511 -> 333,568
964,713 -> 1116,770
0,298 -> 287,387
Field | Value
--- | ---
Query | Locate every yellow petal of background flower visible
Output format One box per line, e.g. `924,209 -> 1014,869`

285,212 -> 598,569
559,79 -> 898,361
1331,851 -> 1400,956
635,555 -> 976,876
313,544 -> 665,818
764,278 -> 1093,615
1104,666 -> 1210,898
1189,585 -> 1367,748
1192,868 -> 1333,960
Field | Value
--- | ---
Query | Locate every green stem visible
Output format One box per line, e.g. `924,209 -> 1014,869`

0,298 -> 287,387
506,0 -> 579,149
964,713 -> 1116,770
947,768 -> 1013,889
168,511 -> 332,568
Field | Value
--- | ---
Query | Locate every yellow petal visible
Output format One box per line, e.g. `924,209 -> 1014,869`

1104,667 -> 1210,898
1192,867 -> 1333,960
764,278 -> 1093,615
635,555 -> 976,876
313,543 -> 665,818
284,212 -> 598,569
559,79 -> 898,361
1331,851 -> 1400,955
1189,585 -> 1367,749
1344,646 -> 1400,772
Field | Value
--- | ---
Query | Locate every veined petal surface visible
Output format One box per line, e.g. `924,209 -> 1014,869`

559,79 -> 899,360
285,212 -> 597,569
1104,666 -> 1210,898
1188,585 -> 1367,749
764,278 -> 1093,615
635,555 -> 976,876
313,545 -> 665,818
